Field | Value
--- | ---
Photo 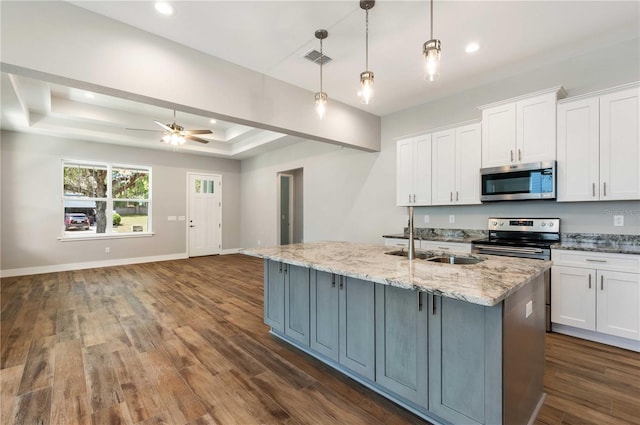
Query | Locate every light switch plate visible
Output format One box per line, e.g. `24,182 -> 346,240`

449,215 -> 455,224
178,216 -> 186,221
614,215 -> 624,226
424,215 -> 430,223
168,216 -> 177,221
525,300 -> 533,318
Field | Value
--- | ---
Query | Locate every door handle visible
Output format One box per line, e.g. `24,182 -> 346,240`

450,192 -> 453,202
592,183 -> 596,197
603,182 -> 607,197
331,274 -> 336,288
600,275 -> 604,290
432,294 -> 436,315
588,274 -> 591,289
418,292 -> 423,311
510,150 -> 514,162
518,149 -> 522,161
339,276 -> 344,290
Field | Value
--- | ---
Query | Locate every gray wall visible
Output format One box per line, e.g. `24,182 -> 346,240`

1,130 -> 241,271
240,36 -> 640,248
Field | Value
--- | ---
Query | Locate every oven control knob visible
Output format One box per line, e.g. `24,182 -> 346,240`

499,222 -> 504,226
548,221 -> 554,227
491,221 -> 498,226
541,222 -> 546,227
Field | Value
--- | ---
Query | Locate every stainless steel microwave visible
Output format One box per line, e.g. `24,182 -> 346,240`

480,161 -> 556,201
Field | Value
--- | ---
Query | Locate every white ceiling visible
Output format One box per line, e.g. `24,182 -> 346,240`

2,1 -> 639,158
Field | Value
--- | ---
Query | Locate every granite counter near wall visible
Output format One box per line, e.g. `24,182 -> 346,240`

555,233 -> 640,255
383,228 -> 488,243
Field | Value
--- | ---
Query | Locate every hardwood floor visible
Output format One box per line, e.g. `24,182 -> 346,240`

1,254 -> 639,425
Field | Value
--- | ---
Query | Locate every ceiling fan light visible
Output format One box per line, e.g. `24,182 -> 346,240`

162,134 -> 171,143
423,39 -> 441,82
315,92 -> 328,120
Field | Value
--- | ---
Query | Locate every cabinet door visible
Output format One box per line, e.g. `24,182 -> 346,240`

517,93 -> 557,163
455,123 -> 482,205
600,87 -> 640,200
413,134 -> 432,205
375,285 -> 428,409
596,270 -> 640,340
556,97 -> 600,201
429,296 -> 502,425
551,266 -> 596,331
310,271 -> 339,361
431,129 -> 456,205
284,265 -> 310,346
264,260 -> 285,332
396,138 -> 414,206
481,103 -> 516,167
339,276 -> 375,381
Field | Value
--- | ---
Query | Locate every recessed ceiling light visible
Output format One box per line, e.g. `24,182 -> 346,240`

154,2 -> 174,16
465,42 -> 480,53
209,119 -> 217,124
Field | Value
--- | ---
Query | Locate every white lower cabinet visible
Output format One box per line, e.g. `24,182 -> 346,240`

383,238 -> 471,253
551,250 -> 640,344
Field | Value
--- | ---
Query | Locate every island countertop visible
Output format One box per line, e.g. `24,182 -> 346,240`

243,241 -> 550,307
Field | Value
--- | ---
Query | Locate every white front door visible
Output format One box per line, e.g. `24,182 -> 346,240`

188,173 -> 221,257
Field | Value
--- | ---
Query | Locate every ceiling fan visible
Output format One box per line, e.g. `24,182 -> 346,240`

128,110 -> 212,145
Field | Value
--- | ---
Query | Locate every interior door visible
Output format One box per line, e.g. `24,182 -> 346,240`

279,174 -> 293,245
188,173 -> 221,257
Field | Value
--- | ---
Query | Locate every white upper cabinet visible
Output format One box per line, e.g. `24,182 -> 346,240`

557,83 -> 640,202
480,87 -> 565,168
396,134 -> 431,206
432,123 -> 481,205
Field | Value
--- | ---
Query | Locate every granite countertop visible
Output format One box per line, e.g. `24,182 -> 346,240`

383,228 -> 488,243
553,233 -> 640,255
243,241 -> 550,307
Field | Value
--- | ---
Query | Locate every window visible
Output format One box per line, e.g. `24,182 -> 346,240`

62,160 -> 151,237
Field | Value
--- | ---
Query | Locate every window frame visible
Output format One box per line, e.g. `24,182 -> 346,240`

60,159 -> 153,241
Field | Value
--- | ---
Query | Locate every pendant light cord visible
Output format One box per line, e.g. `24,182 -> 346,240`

365,8 -> 369,71
320,37 -> 323,92
430,0 -> 434,39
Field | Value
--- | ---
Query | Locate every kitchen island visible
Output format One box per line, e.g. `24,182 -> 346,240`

243,241 -> 551,425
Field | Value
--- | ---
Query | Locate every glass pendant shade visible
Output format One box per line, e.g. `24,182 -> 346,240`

423,39 -> 441,82
359,71 -> 374,104
315,91 -> 328,120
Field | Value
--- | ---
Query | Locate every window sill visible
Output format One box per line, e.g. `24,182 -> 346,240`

58,232 -> 155,242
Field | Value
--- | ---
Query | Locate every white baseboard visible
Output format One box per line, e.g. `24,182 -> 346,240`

552,323 -> 640,352
0,252 -> 188,278
221,248 -> 243,255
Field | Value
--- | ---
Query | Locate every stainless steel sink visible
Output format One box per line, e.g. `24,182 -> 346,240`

426,256 -> 484,265
384,250 -> 433,260
385,250 -> 484,265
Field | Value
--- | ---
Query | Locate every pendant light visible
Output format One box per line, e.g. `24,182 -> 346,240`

359,0 -> 375,104
314,29 -> 329,120
423,0 -> 441,82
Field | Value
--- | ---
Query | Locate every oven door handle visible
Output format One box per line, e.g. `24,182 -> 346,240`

473,245 -> 545,254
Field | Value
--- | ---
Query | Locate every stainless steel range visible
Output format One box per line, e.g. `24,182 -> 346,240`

472,218 -> 560,331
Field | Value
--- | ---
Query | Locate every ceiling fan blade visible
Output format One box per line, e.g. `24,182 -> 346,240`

185,129 -> 213,135
125,128 -> 162,132
153,121 -> 173,132
184,134 -> 210,144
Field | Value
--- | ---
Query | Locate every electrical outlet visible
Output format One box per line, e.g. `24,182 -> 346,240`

525,300 -> 533,318
105,247 -> 110,253
614,215 -> 624,226
424,215 -> 430,223
449,215 -> 455,224
257,240 -> 261,246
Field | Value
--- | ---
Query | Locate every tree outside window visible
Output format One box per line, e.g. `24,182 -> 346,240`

63,161 -> 151,236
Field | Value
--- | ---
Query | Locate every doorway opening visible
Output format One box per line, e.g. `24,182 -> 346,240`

277,168 -> 303,245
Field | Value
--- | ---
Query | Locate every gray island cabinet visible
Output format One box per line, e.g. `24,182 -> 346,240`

248,242 -> 549,425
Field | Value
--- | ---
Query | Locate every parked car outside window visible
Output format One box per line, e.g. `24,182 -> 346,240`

65,213 -> 90,231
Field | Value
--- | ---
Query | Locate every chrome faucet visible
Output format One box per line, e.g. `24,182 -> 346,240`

408,206 -> 416,260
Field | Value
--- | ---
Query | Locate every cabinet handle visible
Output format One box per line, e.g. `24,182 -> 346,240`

450,192 -> 453,202
518,149 -> 522,162
284,264 -> 288,274
438,247 -> 450,250
432,294 -> 436,315
279,262 -> 282,273
588,274 -> 591,289
586,259 -> 607,263
418,293 -> 423,311
592,183 -> 596,197
339,276 -> 344,290
408,194 -> 411,204
331,274 -> 336,288
510,150 -> 514,162
601,275 -> 604,290
413,194 -> 416,203
456,191 -> 459,202
603,182 -> 607,197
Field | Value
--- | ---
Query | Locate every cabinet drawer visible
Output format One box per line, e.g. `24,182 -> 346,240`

421,241 -> 471,253
384,237 -> 408,247
552,250 -> 640,273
